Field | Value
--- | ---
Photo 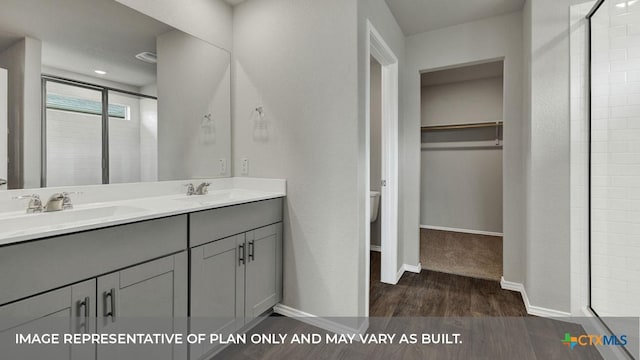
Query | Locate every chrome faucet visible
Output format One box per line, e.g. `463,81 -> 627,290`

195,182 -> 211,195
185,183 -> 196,196
13,194 -> 43,213
44,192 -> 77,212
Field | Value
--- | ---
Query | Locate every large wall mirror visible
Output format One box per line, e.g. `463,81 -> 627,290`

0,0 -> 231,190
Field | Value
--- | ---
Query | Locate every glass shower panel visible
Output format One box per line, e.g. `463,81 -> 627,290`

45,81 -> 103,186
107,90 -> 158,184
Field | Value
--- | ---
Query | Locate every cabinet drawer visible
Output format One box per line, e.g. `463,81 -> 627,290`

189,198 -> 282,248
0,215 -> 187,306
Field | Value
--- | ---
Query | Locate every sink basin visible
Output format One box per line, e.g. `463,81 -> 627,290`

0,205 -> 148,235
174,189 -> 263,204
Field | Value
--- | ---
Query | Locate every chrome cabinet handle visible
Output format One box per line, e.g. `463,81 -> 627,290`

104,289 -> 116,322
0,178 -> 6,186
239,244 -> 245,265
249,240 -> 255,261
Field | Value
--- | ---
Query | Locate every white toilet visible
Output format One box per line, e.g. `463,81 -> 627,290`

370,191 -> 381,223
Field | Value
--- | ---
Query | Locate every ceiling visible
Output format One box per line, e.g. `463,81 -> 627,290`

0,0 -> 172,87
224,0 -> 246,5
421,60 -> 503,87
385,0 -> 526,36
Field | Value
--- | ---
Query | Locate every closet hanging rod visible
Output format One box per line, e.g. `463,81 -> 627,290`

421,140 -> 503,150
421,121 -> 503,131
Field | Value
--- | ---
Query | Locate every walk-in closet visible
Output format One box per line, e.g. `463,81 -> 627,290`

420,60 -> 504,281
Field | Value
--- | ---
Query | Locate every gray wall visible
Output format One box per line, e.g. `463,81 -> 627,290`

420,76 -> 504,233
115,0 -> 233,52
0,37 -> 41,189
421,77 -> 503,125
233,0 -> 361,323
370,58 -> 382,247
157,30 -> 231,180
524,0 -> 571,313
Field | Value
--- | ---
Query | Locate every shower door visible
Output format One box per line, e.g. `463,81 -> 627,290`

588,0 -> 640,358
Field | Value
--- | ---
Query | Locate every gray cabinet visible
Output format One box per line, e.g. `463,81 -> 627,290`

190,223 -> 282,360
190,234 -> 245,359
0,280 -> 96,360
0,215 -> 187,306
0,197 -> 284,360
96,252 -> 188,360
246,223 -> 282,320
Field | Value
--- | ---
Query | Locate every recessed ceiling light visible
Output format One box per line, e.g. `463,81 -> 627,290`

94,70 -> 107,75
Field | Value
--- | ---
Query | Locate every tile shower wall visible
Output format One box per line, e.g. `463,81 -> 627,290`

590,0 -> 640,317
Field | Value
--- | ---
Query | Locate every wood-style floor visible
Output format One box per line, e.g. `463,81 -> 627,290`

421,229 -> 502,281
214,253 -> 602,359
370,251 -> 526,317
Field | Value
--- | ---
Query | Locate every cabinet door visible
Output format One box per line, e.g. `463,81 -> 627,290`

97,252 -> 187,360
0,280 -> 96,360
245,223 -> 282,320
190,234 -> 245,360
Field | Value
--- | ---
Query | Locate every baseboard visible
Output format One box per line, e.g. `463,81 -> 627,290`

394,263 -> 422,282
403,263 -> 422,274
395,267 -> 404,283
420,225 -> 503,237
370,245 -> 381,252
273,304 -> 367,335
500,277 -> 571,318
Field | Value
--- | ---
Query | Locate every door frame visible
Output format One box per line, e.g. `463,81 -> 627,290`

365,19 -> 400,306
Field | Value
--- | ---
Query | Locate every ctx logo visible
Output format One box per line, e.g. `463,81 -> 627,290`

562,333 -> 628,349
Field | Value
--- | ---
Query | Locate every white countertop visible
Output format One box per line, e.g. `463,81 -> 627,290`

0,178 -> 286,246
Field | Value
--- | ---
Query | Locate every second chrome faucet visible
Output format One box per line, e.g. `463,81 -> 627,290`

185,182 -> 211,196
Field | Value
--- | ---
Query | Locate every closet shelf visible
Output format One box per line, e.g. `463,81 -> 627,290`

421,121 -> 503,132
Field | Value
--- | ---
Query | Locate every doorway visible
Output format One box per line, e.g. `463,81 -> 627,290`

365,20 -> 399,312
419,60 -> 505,281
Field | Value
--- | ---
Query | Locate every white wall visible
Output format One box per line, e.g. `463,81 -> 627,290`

0,37 -> 42,189
233,0 -> 360,323
157,30 -> 231,181
405,13 -> 525,283
420,76 -> 504,233
115,0 -> 233,52
370,58 -> 382,247
524,0 -> 572,313
358,0 -> 406,318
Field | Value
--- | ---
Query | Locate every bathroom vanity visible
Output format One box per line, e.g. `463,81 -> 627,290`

0,179 -> 285,360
